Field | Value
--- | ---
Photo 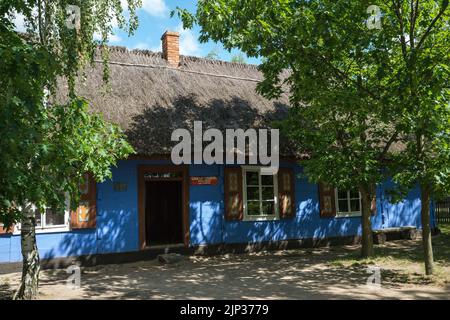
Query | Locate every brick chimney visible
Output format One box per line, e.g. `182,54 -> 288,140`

161,31 -> 180,67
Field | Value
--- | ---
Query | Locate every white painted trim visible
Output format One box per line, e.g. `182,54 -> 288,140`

335,211 -> 362,218
334,188 -> 362,218
242,166 -> 279,222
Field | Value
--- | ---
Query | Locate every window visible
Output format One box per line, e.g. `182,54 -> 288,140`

243,167 -> 278,221
14,199 -> 70,234
35,206 -> 69,230
335,188 -> 361,217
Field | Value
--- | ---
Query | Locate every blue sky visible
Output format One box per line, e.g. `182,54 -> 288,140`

107,0 -> 261,64
12,1 -> 260,64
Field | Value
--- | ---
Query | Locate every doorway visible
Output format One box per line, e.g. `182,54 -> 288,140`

145,180 -> 183,245
138,165 -> 189,249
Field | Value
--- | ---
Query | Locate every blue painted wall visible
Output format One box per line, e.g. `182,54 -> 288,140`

0,160 -> 433,263
189,162 -> 429,245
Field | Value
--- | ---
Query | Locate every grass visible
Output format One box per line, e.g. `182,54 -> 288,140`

328,224 -> 450,287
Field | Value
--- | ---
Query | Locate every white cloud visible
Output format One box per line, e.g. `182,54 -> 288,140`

140,0 -> 169,18
133,42 -> 161,52
133,25 -> 200,56
133,42 -> 150,49
108,34 -> 122,43
93,32 -> 122,43
177,25 -> 200,56
150,43 -> 162,52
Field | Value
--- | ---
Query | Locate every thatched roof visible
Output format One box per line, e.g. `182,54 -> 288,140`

55,46 -> 295,157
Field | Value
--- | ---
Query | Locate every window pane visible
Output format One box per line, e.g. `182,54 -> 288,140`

261,201 -> 274,215
35,210 -> 42,227
338,199 -> 349,213
247,201 -> 260,215
350,199 -> 360,212
246,171 -> 259,185
338,189 -> 348,199
261,187 -> 274,201
45,208 -> 65,226
349,189 -> 360,199
261,175 -> 274,186
246,186 -> 259,201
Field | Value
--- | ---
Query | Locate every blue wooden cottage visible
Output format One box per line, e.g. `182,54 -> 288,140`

0,31 -> 435,264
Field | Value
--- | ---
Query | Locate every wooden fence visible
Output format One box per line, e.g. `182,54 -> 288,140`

435,198 -> 450,224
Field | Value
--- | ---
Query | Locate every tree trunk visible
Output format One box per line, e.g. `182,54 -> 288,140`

359,185 -> 374,258
13,204 -> 40,300
420,186 -> 434,275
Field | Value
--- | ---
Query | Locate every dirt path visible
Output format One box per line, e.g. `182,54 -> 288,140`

1,241 -> 449,300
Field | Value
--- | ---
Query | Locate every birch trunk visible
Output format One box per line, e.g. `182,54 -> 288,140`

13,204 -> 40,300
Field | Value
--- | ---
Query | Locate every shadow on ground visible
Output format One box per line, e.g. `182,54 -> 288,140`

33,242 -> 450,300
0,283 -> 14,300
2,228 -> 450,300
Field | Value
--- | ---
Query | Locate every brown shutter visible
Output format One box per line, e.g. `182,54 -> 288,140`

278,168 -> 296,219
370,196 -> 377,215
71,173 -> 97,229
0,224 -> 13,234
318,182 -> 337,218
224,167 -> 243,221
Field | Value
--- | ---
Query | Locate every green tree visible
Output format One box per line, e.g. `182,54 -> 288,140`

175,0 -> 450,268
0,0 -> 140,299
205,48 -> 220,60
387,0 -> 450,275
230,52 -> 245,63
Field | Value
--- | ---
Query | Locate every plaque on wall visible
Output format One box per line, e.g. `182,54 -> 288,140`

113,182 -> 128,192
190,176 -> 219,186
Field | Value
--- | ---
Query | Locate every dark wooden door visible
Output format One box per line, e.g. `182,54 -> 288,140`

145,181 -> 183,244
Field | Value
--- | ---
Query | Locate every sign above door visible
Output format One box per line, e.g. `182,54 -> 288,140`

190,176 -> 219,186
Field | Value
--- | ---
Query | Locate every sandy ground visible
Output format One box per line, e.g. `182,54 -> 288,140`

1,240 -> 449,300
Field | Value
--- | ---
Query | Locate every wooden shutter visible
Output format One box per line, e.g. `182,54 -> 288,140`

224,167 -> 243,221
0,224 -> 13,234
278,168 -> 296,219
71,173 -> 97,229
318,182 -> 337,218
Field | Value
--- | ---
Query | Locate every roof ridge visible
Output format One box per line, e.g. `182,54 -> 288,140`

180,55 -> 259,70
92,59 -> 262,83
106,45 -> 260,70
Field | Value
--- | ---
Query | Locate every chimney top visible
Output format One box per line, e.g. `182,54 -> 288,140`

161,31 -> 180,67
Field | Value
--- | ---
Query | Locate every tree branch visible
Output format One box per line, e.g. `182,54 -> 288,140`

392,0 -> 408,60
379,131 -> 400,161
409,0 -> 419,49
314,53 -> 381,101
416,2 -> 449,51
38,0 -> 44,45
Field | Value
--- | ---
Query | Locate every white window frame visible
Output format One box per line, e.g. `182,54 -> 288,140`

242,166 -> 279,221
335,188 -> 362,218
13,199 -> 71,234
